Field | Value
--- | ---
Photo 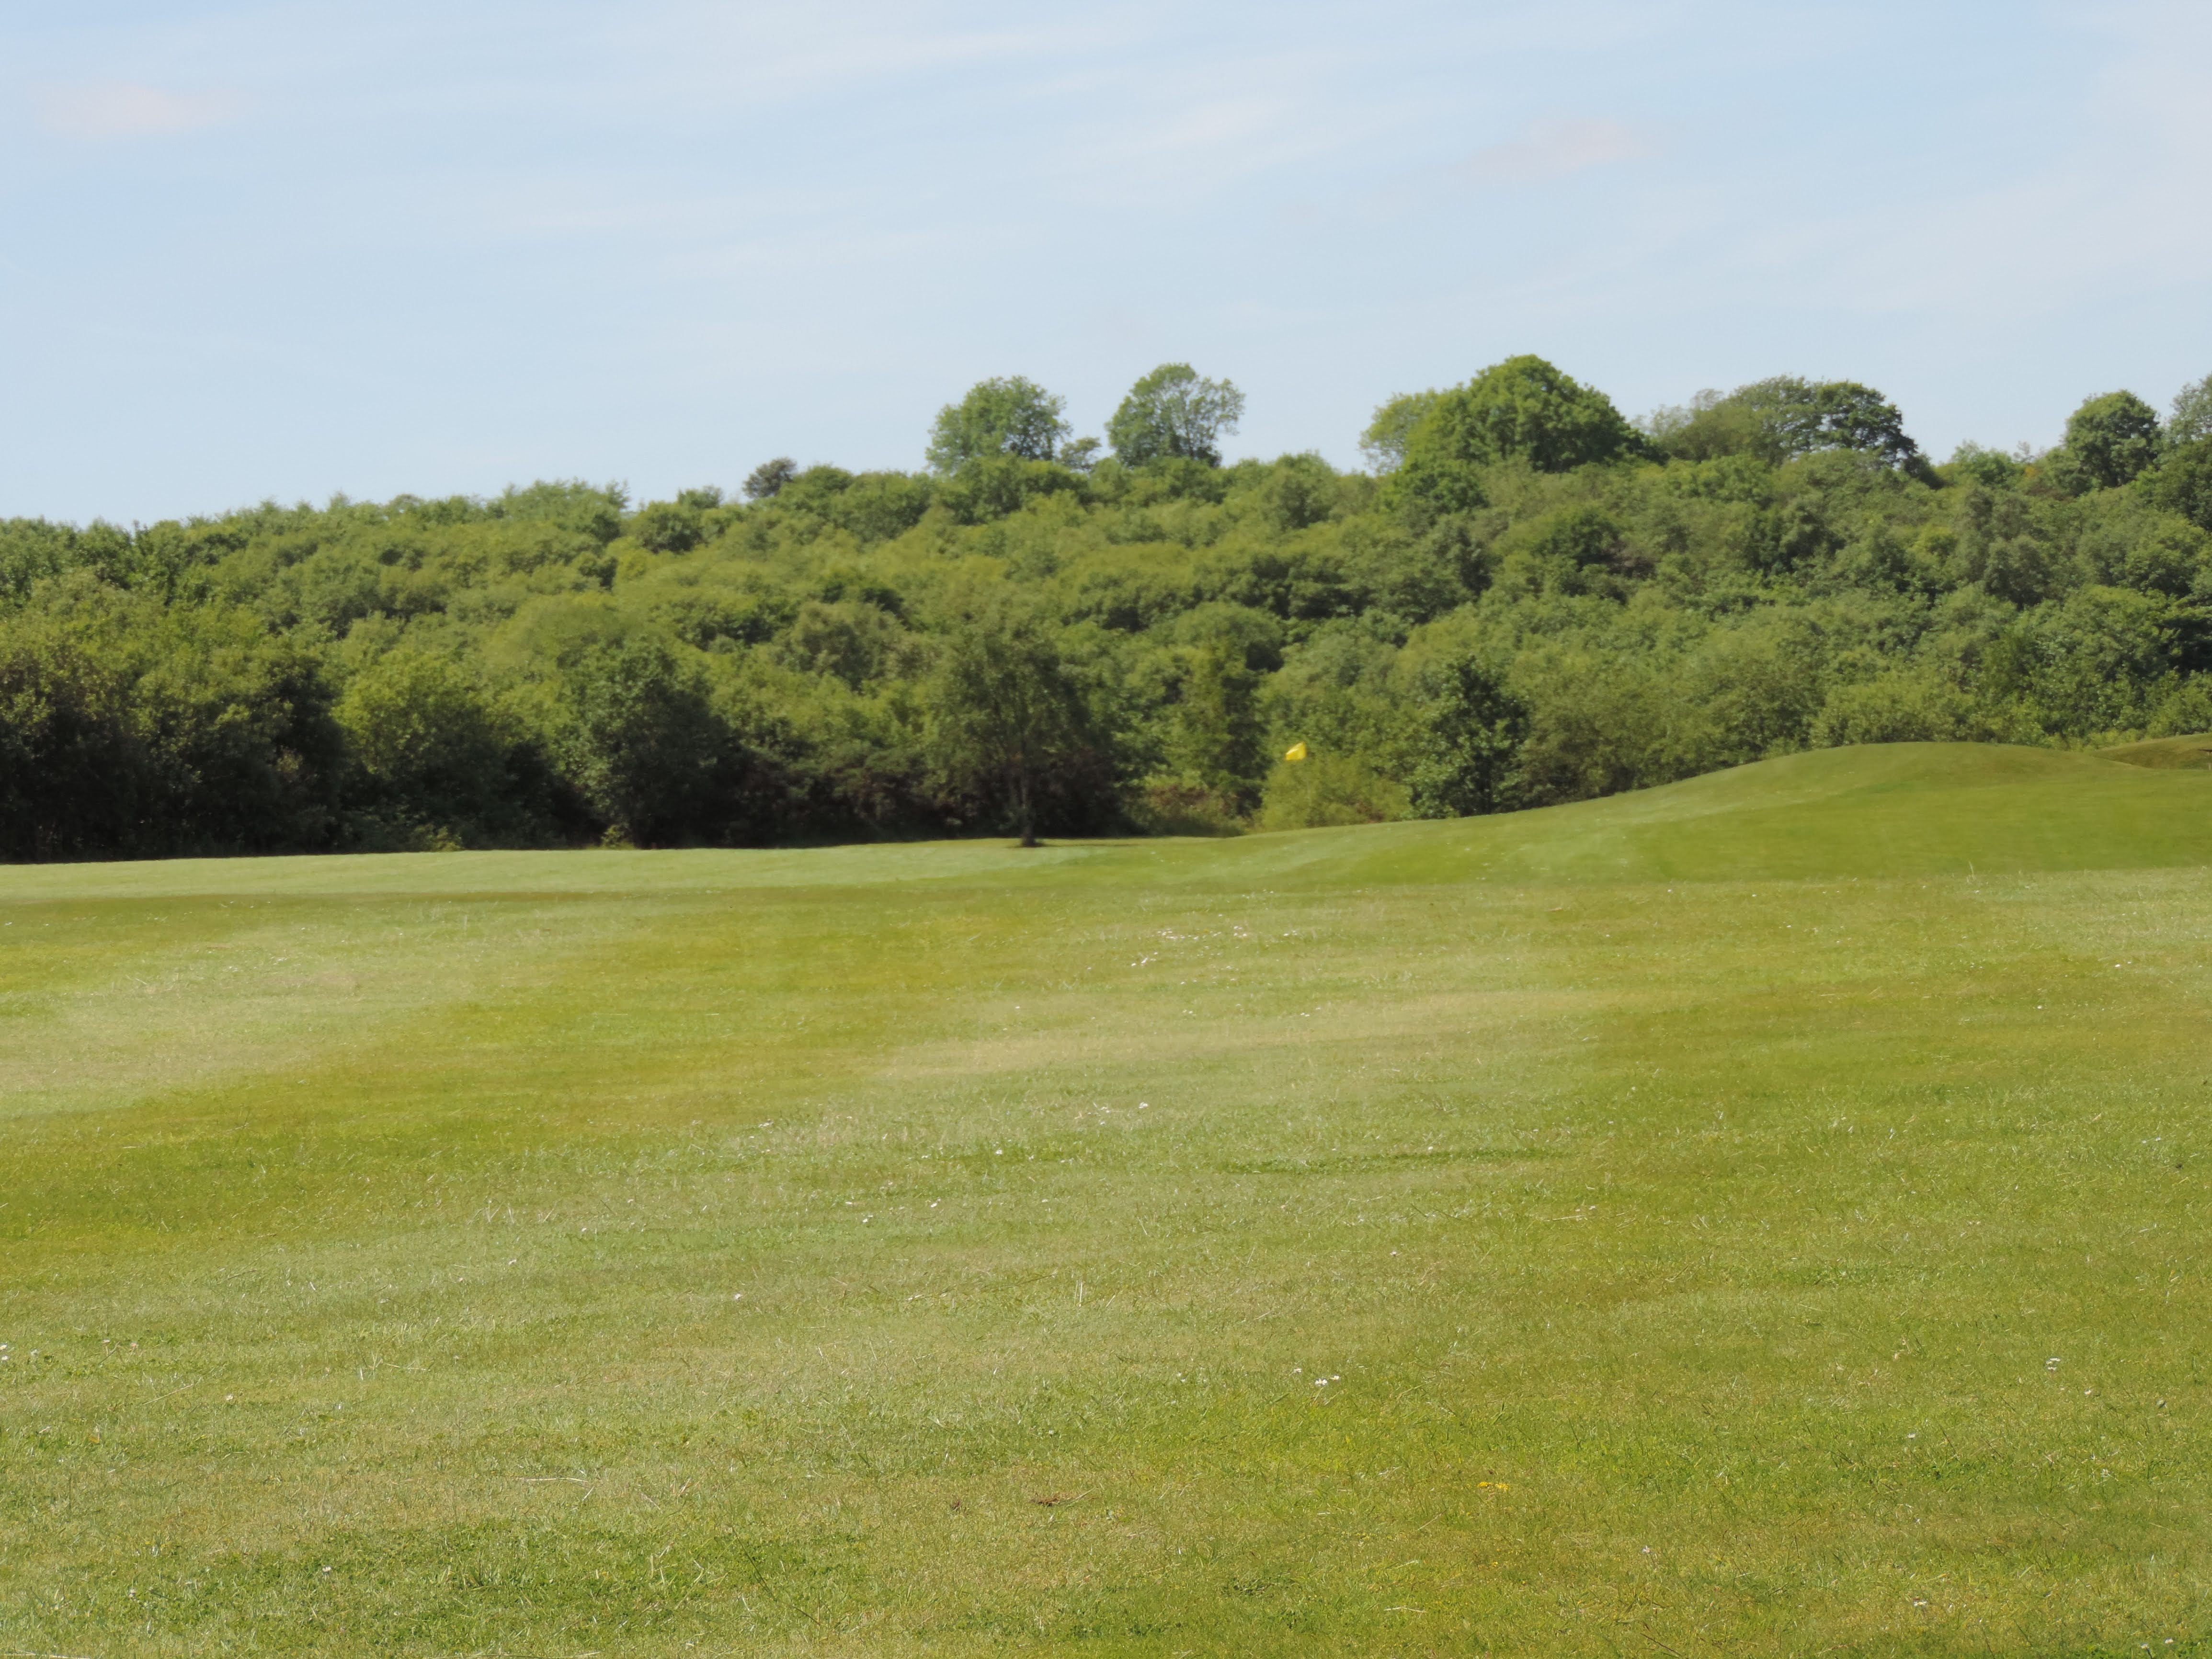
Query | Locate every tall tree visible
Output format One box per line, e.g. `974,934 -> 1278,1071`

1392,354 -> 1645,514
2064,390 -> 2164,489
926,377 -> 1071,474
2151,438 -> 2212,533
924,602 -> 1100,846
558,638 -> 731,846
1107,364 -> 1244,467
742,457 -> 798,500
1359,391 -> 1440,473
2171,375 -> 2212,447
1405,652 -> 1529,817
1652,376 -> 1927,471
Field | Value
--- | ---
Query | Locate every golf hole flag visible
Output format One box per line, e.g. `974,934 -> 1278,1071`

1284,741 -> 1309,762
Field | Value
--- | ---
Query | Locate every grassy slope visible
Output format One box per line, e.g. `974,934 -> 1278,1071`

2102,733 -> 2212,772
2,743 -> 2209,1655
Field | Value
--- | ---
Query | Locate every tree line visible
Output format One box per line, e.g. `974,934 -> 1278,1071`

4,356 -> 2211,861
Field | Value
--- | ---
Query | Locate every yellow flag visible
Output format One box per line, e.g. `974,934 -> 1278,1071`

1284,741 -> 1309,762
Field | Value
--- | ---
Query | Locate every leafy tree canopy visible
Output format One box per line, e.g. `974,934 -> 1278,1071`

924,596 -> 1107,845
742,458 -> 798,500
2172,375 -> 2212,448
926,376 -> 1073,474
1108,364 -> 1245,467
10,354 -> 2212,862
1649,376 -> 1927,473
2063,390 -> 2165,490
1359,391 -> 1440,474
1391,355 -> 1646,514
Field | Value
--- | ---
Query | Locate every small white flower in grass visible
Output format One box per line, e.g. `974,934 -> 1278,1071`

2047,1357 -> 2062,1370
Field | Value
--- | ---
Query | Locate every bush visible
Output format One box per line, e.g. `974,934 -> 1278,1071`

1256,752 -> 1409,830
1811,672 -> 1980,746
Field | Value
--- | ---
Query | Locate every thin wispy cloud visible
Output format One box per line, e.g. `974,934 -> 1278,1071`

1459,116 -> 1650,185
37,81 -> 238,140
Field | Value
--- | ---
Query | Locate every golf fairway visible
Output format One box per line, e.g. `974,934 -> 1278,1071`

3,743 -> 2210,1655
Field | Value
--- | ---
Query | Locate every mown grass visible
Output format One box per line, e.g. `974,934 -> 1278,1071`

3,743 -> 2211,1656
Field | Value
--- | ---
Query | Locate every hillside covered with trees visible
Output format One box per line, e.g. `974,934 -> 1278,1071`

5,356 -> 2212,860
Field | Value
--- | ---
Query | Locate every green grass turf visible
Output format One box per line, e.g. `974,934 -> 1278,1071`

3,741 -> 2210,1656
2101,734 -> 2212,772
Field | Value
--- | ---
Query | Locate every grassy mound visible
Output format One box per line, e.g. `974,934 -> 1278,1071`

3,742 -> 2210,1654
1206,740 -> 2212,889
2101,732 -> 2212,771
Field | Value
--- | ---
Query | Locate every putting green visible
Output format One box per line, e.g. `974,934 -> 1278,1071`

2,743 -> 2208,1655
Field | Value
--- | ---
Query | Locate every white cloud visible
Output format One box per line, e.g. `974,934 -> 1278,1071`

37,82 -> 238,140
1459,116 -> 1649,185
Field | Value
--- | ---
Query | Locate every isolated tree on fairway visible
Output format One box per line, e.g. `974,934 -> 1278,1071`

1108,364 -> 1245,466
926,377 -> 1072,473
925,602 -> 1096,847
2064,391 -> 2164,489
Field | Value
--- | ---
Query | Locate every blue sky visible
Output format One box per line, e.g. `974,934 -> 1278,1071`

3,0 -> 2209,523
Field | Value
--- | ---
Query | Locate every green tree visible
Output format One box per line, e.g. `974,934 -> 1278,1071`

2150,438 -> 2212,534
1404,653 -> 1528,816
1411,355 -> 1644,472
2169,375 -> 2212,448
1251,453 -> 1342,533
0,600 -> 140,860
1393,355 -> 1644,514
0,579 -> 344,860
1359,391 -> 1440,473
742,458 -> 798,500
1945,442 -> 2026,489
1163,643 -> 1266,807
628,500 -> 707,553
1108,364 -> 1245,467
559,638 -> 732,846
933,455 -> 1083,525
925,603 -> 1103,846
338,649 -> 549,845
926,377 -> 1071,474
2064,391 -> 2163,489
1653,377 -> 1927,471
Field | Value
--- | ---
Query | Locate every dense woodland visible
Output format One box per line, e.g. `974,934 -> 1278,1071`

6,356 -> 2212,860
